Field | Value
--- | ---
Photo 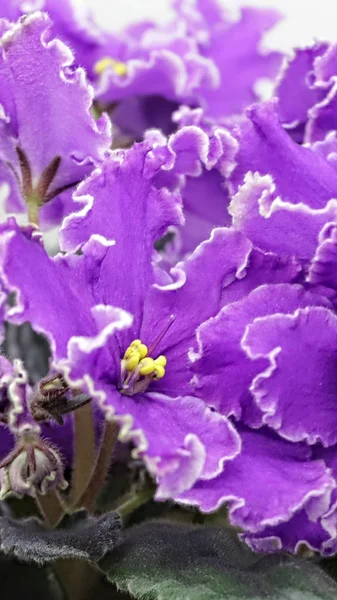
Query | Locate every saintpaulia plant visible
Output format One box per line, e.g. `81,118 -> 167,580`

2,120 -> 337,555
3,4 -> 337,600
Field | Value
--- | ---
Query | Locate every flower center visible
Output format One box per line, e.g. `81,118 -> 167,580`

94,57 -> 127,77
119,339 -> 167,396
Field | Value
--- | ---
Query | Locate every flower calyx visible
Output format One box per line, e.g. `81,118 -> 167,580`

15,147 -> 80,226
0,431 -> 67,500
30,373 -> 92,425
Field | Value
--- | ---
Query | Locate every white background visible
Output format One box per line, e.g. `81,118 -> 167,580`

85,0 -> 337,52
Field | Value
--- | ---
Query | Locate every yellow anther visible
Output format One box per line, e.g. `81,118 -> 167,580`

125,351 -> 141,372
94,57 -> 127,77
138,344 -> 148,359
155,356 -> 167,367
153,364 -> 165,379
124,340 -> 148,361
121,338 -> 168,390
139,357 -> 156,376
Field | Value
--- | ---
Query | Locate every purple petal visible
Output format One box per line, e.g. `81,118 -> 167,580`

105,391 -> 240,498
244,509 -> 331,554
229,171 -> 337,260
244,306 -> 337,446
177,429 -> 334,531
0,12 -> 110,221
193,5 -> 282,119
231,100 -> 337,207
191,283 -> 329,423
307,81 -> 337,143
276,44 -> 328,134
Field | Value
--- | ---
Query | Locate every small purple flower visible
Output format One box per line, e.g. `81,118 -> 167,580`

0,12 -> 111,227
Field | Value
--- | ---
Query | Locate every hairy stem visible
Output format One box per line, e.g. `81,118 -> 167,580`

70,402 -> 96,508
35,490 -> 67,528
117,484 -> 156,520
77,420 -> 119,511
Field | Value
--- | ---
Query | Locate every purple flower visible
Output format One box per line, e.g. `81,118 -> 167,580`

2,117 -> 334,551
80,0 -> 281,138
0,140 -> 258,498
91,12 -> 217,139
0,12 -> 110,227
276,40 -> 337,143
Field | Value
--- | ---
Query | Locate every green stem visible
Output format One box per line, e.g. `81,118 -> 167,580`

117,484 -> 156,520
77,420 -> 119,511
70,402 -> 96,508
26,192 -> 41,228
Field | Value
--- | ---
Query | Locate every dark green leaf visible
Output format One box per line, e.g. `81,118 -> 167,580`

99,521 -> 337,600
0,509 -> 121,564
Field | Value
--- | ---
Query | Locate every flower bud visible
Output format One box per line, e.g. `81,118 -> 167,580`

0,432 -> 67,499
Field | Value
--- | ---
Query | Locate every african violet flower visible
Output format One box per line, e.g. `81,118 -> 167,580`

0,11 -> 110,228
78,0 -> 281,139
1,125 -> 334,554
0,139 -> 252,499
276,40 -> 337,143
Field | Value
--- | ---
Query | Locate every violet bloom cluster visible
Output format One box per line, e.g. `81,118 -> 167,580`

0,0 -> 282,140
2,0 -> 337,561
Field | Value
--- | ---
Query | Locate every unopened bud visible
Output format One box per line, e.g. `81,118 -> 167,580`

0,432 -> 67,499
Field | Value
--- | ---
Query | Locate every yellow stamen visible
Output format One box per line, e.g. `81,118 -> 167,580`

153,364 -> 165,379
121,339 -> 167,389
155,356 -> 167,367
125,351 -> 141,372
94,57 -> 127,77
139,357 -> 155,376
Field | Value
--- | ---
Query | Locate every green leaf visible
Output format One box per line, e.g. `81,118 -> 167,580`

99,521 -> 337,600
0,509 -> 122,564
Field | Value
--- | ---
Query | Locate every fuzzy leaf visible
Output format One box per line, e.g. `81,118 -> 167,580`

99,521 -> 337,600
0,510 -> 122,564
